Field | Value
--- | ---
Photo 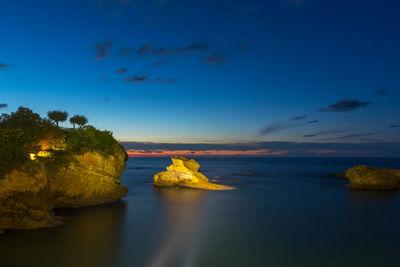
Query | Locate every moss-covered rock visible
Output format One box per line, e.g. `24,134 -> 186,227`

345,165 -> 400,190
154,156 -> 234,190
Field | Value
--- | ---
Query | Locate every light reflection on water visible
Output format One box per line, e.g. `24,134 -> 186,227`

149,188 -> 206,267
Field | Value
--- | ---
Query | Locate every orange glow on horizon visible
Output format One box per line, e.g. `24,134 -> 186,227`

126,149 -> 288,157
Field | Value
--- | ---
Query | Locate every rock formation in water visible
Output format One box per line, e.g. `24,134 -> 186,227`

0,107 -> 127,233
345,165 -> 400,190
154,156 -> 233,190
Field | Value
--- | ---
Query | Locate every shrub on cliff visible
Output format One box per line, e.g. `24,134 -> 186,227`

65,126 -> 118,156
0,107 -> 57,179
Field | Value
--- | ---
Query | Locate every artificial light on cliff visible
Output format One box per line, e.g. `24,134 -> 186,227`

29,153 -> 36,160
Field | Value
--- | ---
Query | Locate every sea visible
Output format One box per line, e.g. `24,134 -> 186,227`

1,157 -> 400,267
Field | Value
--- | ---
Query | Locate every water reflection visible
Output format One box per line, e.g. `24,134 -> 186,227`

0,201 -> 126,267
149,188 -> 206,267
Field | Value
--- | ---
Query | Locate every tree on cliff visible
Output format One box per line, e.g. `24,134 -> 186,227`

47,110 -> 68,127
70,115 -> 88,129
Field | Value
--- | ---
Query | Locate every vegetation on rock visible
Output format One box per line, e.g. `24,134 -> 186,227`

69,115 -> 88,129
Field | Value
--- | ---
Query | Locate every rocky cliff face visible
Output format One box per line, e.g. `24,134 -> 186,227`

154,157 -> 233,190
345,165 -> 400,190
0,143 -> 127,233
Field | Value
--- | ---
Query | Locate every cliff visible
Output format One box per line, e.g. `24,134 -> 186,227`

345,165 -> 400,190
154,157 -> 234,190
0,143 -> 127,234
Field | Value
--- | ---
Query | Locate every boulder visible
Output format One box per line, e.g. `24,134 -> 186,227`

154,157 -> 233,190
345,165 -> 400,190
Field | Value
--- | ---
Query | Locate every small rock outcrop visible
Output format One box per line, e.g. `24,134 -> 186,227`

154,157 -> 233,190
345,165 -> 400,190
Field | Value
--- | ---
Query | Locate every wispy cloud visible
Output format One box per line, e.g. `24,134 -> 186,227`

136,41 -> 208,56
318,99 -> 371,112
152,61 -> 168,67
117,68 -> 128,74
291,115 -> 307,120
120,47 -> 132,58
136,43 -> 153,55
0,63 -> 12,68
302,130 -> 343,138
322,132 -> 379,141
0,104 -> 8,109
124,75 -> 174,83
259,120 -> 318,136
203,53 -> 228,64
376,87 -> 388,96
125,75 -> 148,83
94,39 -> 114,60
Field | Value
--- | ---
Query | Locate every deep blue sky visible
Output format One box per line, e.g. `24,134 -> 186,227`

1,0 -> 399,155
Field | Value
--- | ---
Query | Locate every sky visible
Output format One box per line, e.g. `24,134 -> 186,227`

1,0 -> 399,156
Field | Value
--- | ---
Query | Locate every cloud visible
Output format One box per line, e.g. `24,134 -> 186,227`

389,124 -> 400,128
124,75 -> 174,83
0,63 -> 12,68
117,68 -> 128,74
151,77 -> 175,83
302,130 -> 344,138
260,119 -> 319,136
318,99 -> 371,112
376,87 -> 388,96
203,53 -> 228,64
0,104 -> 8,109
137,41 -> 208,56
120,141 -> 400,157
323,132 -> 379,141
125,75 -> 148,83
136,43 -> 153,55
152,61 -> 168,67
94,39 -> 114,60
291,115 -> 307,120
174,41 -> 208,54
120,47 -> 132,58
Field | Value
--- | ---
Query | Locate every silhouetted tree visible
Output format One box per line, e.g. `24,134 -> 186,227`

70,115 -> 88,129
47,110 -> 68,127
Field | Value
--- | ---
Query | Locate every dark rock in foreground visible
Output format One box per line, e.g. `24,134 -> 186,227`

345,165 -> 400,190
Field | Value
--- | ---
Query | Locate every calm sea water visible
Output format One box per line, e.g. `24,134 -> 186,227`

1,157 -> 400,267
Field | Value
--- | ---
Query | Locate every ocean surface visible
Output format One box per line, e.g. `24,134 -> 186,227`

1,157 -> 400,267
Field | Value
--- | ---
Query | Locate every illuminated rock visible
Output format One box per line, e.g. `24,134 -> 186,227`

346,165 -> 400,190
154,156 -> 234,190
0,143 -> 127,233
